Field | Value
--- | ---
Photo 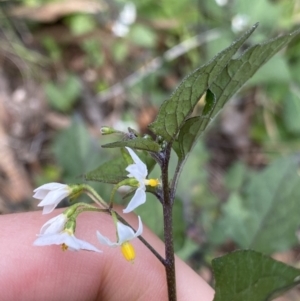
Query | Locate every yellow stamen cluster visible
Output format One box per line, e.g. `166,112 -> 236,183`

121,242 -> 136,262
61,243 -> 68,251
145,179 -> 160,187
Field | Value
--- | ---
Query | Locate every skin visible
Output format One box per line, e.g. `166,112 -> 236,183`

0,208 -> 215,301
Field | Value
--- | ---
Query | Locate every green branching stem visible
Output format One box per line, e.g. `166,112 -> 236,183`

75,206 -> 109,216
170,156 -> 189,202
109,179 -> 139,208
109,180 -> 128,208
82,184 -> 108,208
161,143 -> 177,301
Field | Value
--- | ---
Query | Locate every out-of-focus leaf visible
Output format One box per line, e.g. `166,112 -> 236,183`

82,39 -> 103,67
53,117 -> 101,181
234,0 -> 282,29
45,75 -> 81,112
213,250 -> 300,301
135,194 -> 163,238
42,36 -> 61,62
283,88 -> 300,134
224,162 -> 248,190
173,197 -> 186,252
210,155 -> 300,254
209,192 -> 249,245
176,238 -> 199,261
112,42 -> 129,63
129,24 -> 157,48
248,55 -> 291,85
149,24 -> 258,142
176,28 -> 300,158
67,14 -> 96,35
102,137 -> 161,152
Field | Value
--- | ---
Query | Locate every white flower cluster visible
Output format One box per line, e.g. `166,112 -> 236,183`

33,147 -> 157,261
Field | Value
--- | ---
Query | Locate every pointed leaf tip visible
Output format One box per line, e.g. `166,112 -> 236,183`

149,23 -> 258,142
102,137 -> 160,152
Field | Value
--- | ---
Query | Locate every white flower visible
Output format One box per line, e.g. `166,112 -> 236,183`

38,214 -> 68,235
123,147 -> 159,213
112,2 -> 136,37
33,183 -> 71,214
33,231 -> 102,253
97,216 -> 143,261
97,216 -> 143,247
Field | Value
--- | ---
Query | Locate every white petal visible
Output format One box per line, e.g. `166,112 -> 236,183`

117,223 -> 137,243
126,164 -> 145,182
33,183 -> 69,204
33,232 -> 68,246
96,231 -> 119,247
37,188 -> 69,214
123,187 -> 146,213
33,183 -> 67,193
64,235 -> 101,252
125,147 -> 148,178
37,188 -> 69,207
39,214 -> 67,235
33,190 -> 49,200
135,216 -> 143,237
117,216 -> 143,244
34,232 -> 101,253
75,238 -> 102,253
41,204 -> 57,215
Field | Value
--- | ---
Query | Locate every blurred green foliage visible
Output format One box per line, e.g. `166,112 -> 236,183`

45,75 -> 81,112
5,0 -> 300,294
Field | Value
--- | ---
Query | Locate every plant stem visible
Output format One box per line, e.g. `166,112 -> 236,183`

161,144 -> 177,301
163,202 -> 177,301
82,184 -> 107,208
170,158 -> 186,201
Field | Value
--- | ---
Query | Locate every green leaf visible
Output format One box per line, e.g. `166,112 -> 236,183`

283,88 -> 300,134
85,149 -> 157,184
210,156 -> 300,254
129,24 -> 157,48
135,194 -> 163,238
209,192 -> 250,245
148,23 -> 258,142
213,250 -> 300,301
140,152 -> 157,174
174,89 -> 215,158
209,29 -> 299,121
248,55 -> 291,85
45,75 -> 81,112
176,28 -> 300,158
102,137 -> 161,152
53,117 -> 102,182
172,197 -> 186,252
84,156 -> 129,184
67,14 -> 96,36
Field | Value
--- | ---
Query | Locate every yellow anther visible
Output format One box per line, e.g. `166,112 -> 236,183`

121,242 -> 136,262
61,243 -> 68,251
145,179 -> 160,187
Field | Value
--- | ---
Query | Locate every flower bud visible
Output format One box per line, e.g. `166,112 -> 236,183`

100,126 -> 118,135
